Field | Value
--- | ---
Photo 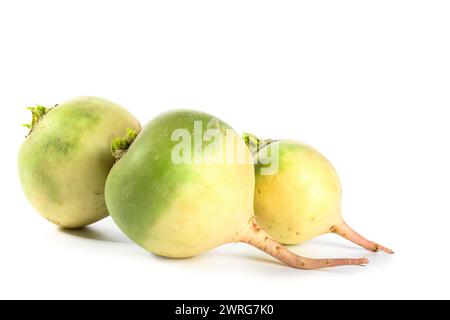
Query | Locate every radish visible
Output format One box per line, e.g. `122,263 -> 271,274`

18,96 -> 141,228
105,110 -> 369,269
243,133 -> 393,254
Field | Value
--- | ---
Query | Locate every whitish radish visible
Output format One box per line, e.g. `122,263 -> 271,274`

243,133 -> 393,254
18,96 -> 141,228
105,110 -> 369,269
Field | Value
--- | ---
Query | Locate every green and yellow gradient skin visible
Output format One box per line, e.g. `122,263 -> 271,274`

250,137 -> 393,254
105,110 -> 254,258
254,141 -> 342,244
18,96 -> 141,228
105,111 -> 369,269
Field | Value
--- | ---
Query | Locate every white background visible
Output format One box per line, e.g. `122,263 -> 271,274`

1,0 -> 449,300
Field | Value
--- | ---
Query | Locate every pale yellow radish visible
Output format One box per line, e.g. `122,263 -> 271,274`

244,134 -> 393,253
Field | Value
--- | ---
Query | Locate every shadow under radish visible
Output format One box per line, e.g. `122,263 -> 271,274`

289,236 -> 367,252
58,226 -> 130,244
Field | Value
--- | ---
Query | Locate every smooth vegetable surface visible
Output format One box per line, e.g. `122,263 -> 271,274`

18,96 -> 141,228
105,110 -> 369,269
245,134 -> 393,253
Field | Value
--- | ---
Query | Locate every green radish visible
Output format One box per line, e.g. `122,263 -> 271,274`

105,110 -> 369,270
243,133 -> 393,254
18,96 -> 141,228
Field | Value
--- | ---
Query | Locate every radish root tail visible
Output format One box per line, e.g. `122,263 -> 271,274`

240,218 -> 369,270
332,221 -> 394,254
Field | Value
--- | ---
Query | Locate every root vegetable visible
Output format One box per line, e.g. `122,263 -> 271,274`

105,110 -> 369,269
243,133 -> 393,254
18,96 -> 141,228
